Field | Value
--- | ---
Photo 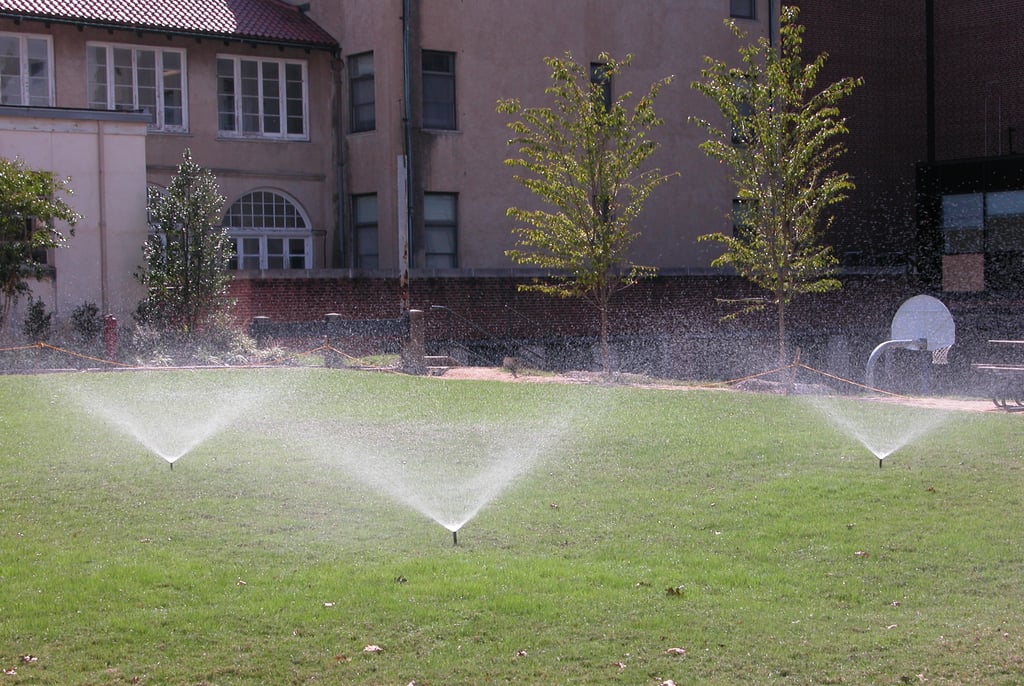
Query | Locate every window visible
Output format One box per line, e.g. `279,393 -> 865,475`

732,197 -> 756,235
223,190 -> 312,270
424,193 -> 457,268
349,52 -> 375,132
730,0 -> 756,19
87,43 -> 185,131
942,193 -> 983,254
217,56 -> 307,139
353,194 -> 378,268
0,32 -> 52,106
941,189 -> 1024,290
730,77 -> 755,145
422,50 -> 455,130
590,62 -> 612,111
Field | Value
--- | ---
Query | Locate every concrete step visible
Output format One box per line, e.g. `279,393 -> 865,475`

425,355 -> 457,376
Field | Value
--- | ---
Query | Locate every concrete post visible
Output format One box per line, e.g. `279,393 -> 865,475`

323,313 -> 342,367
402,309 -> 426,374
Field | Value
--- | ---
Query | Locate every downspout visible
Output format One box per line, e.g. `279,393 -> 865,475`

96,120 -> 109,314
400,0 -> 414,312
925,0 -> 935,163
333,53 -> 346,268
767,0 -> 775,46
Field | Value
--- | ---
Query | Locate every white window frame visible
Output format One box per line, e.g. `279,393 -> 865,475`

0,31 -> 54,106
224,189 -> 313,271
217,55 -> 309,140
86,42 -> 187,132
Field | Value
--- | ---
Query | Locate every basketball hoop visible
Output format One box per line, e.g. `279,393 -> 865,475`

932,345 -> 952,365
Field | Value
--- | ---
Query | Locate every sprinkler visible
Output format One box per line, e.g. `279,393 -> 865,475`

170,462 -> 174,471
879,458 -> 883,469
452,529 -> 458,546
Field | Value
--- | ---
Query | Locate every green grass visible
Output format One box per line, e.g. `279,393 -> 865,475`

1,368 -> 1023,684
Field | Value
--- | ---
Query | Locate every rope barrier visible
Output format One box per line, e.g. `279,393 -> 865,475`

0,341 -> 921,397
35,342 -> 133,367
702,354 -> 912,399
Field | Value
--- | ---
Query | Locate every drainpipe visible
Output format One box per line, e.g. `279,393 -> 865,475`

399,0 -> 414,312
925,0 -> 935,163
333,54 -> 346,268
97,120 -> 109,314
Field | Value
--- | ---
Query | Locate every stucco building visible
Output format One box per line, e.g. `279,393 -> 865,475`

0,0 -> 775,331
0,0 -> 338,325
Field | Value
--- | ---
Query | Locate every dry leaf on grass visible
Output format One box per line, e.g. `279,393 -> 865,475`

363,645 -> 384,653
665,647 -> 687,656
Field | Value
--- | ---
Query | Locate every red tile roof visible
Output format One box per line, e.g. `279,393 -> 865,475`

0,0 -> 337,49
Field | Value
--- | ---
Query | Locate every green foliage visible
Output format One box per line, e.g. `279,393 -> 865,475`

0,157 -> 80,335
498,53 -> 675,371
691,7 -> 862,362
21,296 -> 51,342
69,301 -> 103,348
135,149 -> 233,336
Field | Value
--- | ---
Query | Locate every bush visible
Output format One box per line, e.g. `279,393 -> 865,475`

70,301 -> 103,349
22,298 -> 52,342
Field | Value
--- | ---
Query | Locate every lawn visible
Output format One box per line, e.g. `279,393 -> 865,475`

1,368 -> 1022,685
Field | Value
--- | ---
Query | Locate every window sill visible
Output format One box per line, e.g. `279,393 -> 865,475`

216,134 -> 311,143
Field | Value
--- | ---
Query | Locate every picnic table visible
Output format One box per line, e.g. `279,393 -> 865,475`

973,340 -> 1024,411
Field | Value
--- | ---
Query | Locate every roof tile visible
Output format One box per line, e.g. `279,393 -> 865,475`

0,0 -> 337,48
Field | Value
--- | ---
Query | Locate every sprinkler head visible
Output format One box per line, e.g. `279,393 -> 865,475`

878,458 -> 883,469
170,462 -> 174,471
452,530 -> 458,546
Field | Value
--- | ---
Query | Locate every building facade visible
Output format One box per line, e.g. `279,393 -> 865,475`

796,0 -> 1024,296
0,0 -> 780,330
0,0 -> 338,324
312,0 -> 774,281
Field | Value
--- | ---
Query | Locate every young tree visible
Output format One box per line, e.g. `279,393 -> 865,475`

136,150 -> 233,335
498,53 -> 675,373
691,6 -> 862,365
0,157 -> 80,337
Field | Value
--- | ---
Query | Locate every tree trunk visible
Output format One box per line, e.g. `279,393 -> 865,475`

777,296 -> 787,368
599,305 -> 611,375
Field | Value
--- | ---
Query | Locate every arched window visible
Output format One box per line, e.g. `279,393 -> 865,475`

223,189 -> 312,270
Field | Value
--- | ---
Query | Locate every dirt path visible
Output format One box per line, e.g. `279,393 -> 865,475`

437,366 -> 1004,414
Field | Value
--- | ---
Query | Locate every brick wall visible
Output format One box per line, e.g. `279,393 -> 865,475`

230,273 -> 986,385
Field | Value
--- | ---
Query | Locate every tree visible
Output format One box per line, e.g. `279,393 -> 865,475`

136,150 -> 233,335
497,53 -> 675,373
691,6 -> 862,365
0,157 -> 80,336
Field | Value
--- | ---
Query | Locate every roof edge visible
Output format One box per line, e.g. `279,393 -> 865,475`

0,11 -> 339,53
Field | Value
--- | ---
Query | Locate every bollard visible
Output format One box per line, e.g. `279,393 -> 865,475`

323,313 -> 343,368
103,315 -> 118,360
401,309 -> 427,374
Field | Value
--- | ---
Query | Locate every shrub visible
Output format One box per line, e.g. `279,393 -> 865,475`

70,301 -> 103,348
22,297 -> 52,342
